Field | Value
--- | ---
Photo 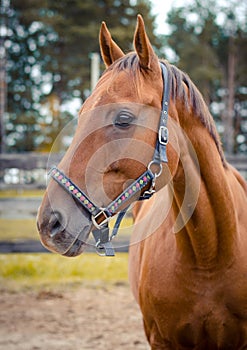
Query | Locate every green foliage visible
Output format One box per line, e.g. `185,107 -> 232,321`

5,0 -> 160,152
167,4 -> 222,103
4,0 -> 247,153
166,0 -> 247,153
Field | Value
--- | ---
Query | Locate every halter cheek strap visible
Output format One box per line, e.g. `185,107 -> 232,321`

154,63 -> 169,163
49,62 -> 170,256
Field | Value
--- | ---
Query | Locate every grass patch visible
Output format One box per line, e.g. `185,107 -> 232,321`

0,253 -> 129,291
0,216 -> 133,241
0,219 -> 39,241
0,189 -> 45,198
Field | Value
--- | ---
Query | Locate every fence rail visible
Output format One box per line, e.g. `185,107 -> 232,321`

226,155 -> 247,172
0,197 -> 41,218
0,153 -> 63,189
0,153 -> 246,190
0,152 -> 63,171
1,153 -> 246,170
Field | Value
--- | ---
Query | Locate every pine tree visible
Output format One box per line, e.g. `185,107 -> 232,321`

6,0 -> 160,152
166,0 -> 247,154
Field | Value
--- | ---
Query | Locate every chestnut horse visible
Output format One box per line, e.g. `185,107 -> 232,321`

37,16 -> 247,349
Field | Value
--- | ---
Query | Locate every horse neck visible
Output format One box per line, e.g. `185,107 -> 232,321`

171,111 -> 237,269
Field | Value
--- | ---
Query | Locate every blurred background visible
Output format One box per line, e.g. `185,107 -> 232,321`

0,0 -> 246,268
0,1 -> 246,348
1,0 -> 247,185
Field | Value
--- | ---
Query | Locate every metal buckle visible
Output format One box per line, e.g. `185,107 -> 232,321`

159,126 -> 168,145
92,209 -> 110,229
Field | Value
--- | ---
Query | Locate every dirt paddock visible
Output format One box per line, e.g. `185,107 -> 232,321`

0,283 -> 149,350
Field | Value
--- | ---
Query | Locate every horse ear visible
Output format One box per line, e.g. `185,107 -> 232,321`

99,21 -> 124,68
134,14 -> 158,70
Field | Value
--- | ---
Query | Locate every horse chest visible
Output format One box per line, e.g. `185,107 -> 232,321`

139,265 -> 247,349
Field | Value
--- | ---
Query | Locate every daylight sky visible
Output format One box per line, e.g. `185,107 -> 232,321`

150,0 -> 187,34
150,0 -> 247,34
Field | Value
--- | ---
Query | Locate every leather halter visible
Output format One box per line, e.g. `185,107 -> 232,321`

50,62 -> 170,256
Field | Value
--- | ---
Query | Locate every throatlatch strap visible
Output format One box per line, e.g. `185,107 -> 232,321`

92,226 -> 115,256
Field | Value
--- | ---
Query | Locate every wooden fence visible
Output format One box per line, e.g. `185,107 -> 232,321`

0,152 -> 63,171
0,152 -> 246,220
0,153 -> 63,189
0,153 -> 247,190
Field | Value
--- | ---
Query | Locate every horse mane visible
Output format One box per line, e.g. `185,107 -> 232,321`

105,52 -> 226,166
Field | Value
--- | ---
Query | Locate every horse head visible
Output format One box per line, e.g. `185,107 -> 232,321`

37,15 -> 180,256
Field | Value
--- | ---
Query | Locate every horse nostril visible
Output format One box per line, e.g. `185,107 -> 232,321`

50,219 -> 62,238
49,212 -> 64,238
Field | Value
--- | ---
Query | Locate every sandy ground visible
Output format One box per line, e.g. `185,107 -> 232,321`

0,283 -> 149,350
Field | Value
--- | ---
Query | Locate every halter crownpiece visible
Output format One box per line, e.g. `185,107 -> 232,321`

49,62 -> 170,256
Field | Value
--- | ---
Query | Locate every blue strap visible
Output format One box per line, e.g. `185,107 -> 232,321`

92,205 -> 130,256
154,63 -> 169,163
92,226 -> 115,256
110,205 -> 130,239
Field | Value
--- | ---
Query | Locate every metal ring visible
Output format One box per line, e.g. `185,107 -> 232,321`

148,161 -> 163,178
95,245 -> 106,257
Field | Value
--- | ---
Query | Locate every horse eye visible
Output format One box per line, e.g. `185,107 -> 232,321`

114,112 -> 134,128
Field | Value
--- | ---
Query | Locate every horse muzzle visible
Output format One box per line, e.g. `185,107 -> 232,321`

37,200 -> 92,257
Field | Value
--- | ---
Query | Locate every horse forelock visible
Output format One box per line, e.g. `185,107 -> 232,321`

102,52 -> 143,99
101,53 -> 226,166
